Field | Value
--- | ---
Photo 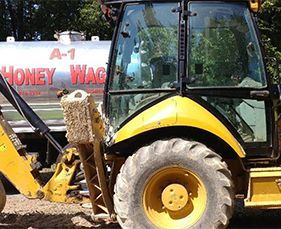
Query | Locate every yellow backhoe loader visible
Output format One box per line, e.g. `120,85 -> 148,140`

1,0 -> 281,228
59,0 -> 281,228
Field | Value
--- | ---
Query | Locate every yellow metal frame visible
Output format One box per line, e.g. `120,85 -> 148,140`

0,116 -> 41,198
245,167 -> 281,208
0,112 -> 89,204
249,0 -> 261,12
114,96 -> 245,158
42,148 -> 89,203
143,167 -> 207,229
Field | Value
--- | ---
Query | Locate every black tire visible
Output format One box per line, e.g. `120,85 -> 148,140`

113,138 -> 234,229
0,179 -> 6,212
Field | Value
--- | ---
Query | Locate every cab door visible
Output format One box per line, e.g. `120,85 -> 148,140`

186,2 -> 274,158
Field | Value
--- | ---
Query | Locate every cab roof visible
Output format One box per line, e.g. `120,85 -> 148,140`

102,0 -> 261,12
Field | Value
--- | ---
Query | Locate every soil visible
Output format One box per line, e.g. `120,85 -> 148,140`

0,194 -> 120,229
229,200 -> 281,229
0,192 -> 281,228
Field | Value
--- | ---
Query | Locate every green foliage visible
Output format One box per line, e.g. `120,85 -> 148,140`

78,1 -> 113,40
138,27 -> 178,63
258,0 -> 281,83
259,0 -> 281,50
0,0 -> 113,41
0,0 -> 29,40
0,1 -> 7,38
261,36 -> 281,83
32,0 -> 84,40
190,28 -> 242,87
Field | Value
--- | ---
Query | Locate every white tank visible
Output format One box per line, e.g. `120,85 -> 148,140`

0,40 -> 111,132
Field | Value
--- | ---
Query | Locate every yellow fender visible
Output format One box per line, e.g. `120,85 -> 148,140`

114,95 -> 245,158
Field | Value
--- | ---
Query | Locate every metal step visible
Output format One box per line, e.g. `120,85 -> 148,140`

245,167 -> 281,208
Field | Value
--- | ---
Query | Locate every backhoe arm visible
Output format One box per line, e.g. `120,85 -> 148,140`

0,110 -> 42,198
61,90 -> 114,218
0,74 -> 63,154
0,73 -> 89,204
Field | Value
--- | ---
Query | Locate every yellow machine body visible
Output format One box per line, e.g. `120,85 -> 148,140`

0,115 -> 41,198
245,167 -> 281,208
0,112 -> 88,204
113,96 -> 281,210
114,95 -> 246,158
42,148 -> 89,204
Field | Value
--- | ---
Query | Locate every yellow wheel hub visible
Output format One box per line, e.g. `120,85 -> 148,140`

161,183 -> 188,211
142,167 -> 207,229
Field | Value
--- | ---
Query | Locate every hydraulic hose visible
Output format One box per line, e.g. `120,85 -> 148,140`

0,73 -> 63,154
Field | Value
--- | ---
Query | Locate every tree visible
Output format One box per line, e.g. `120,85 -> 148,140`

258,0 -> 281,83
0,0 -> 33,40
78,1 -> 113,40
0,0 -> 113,41
31,0 -> 85,40
0,1 -> 8,39
259,0 -> 281,50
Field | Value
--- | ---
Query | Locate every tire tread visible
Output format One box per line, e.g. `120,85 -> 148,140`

114,138 -> 234,229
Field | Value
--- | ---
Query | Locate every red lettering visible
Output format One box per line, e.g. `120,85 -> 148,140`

86,88 -> 104,94
1,66 -> 14,85
18,90 -> 41,96
35,68 -> 45,85
46,68 -> 56,85
70,65 -> 107,85
67,48 -> 75,60
49,48 -> 62,60
1,67 -> 56,86
14,69 -> 25,86
85,67 -> 96,84
70,64 -> 86,84
95,67 -> 106,84
25,68 -> 36,85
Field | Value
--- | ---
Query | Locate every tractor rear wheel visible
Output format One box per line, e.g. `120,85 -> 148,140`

0,179 -> 6,212
113,138 -> 234,229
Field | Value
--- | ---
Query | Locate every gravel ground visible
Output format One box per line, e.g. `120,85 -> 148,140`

0,194 -> 120,228
1,193 -> 281,228
229,200 -> 281,229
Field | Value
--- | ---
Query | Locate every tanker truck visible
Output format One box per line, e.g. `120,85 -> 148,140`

0,34 -> 110,165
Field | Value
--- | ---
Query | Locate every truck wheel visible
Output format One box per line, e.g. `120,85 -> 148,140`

114,138 -> 234,229
0,180 -> 6,212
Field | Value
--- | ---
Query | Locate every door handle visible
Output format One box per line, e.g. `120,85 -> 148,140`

250,90 -> 270,99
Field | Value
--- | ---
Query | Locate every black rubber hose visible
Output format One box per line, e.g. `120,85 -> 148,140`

0,73 -> 63,153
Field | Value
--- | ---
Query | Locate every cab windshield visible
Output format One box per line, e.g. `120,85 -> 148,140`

108,2 -> 178,128
107,1 -> 267,130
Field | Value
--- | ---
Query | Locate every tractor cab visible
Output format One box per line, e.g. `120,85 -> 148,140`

59,1 -> 281,228
102,0 -> 278,160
